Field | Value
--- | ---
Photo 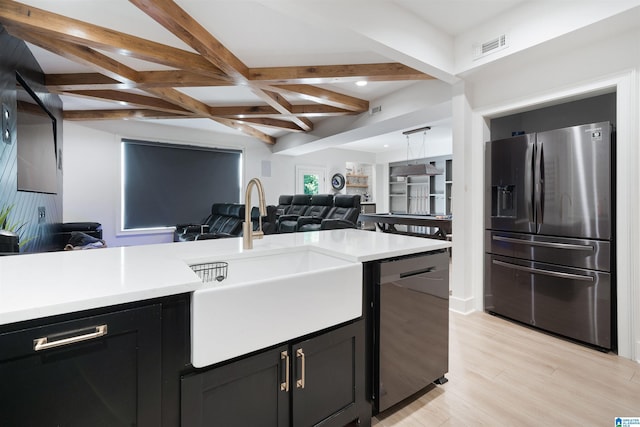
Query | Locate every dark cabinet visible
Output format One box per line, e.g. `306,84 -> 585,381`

0,304 -> 163,427
181,319 -> 370,427
182,344 -> 290,427
291,321 -> 368,426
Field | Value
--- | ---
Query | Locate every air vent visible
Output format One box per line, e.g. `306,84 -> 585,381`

473,34 -> 507,60
370,105 -> 382,115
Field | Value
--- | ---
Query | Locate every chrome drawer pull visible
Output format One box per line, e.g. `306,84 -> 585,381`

33,325 -> 108,351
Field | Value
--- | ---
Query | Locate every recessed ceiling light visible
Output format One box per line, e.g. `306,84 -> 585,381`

355,81 -> 368,87
383,144 -> 389,148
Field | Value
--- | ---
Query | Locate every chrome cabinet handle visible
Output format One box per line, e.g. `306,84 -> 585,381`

492,259 -> 594,282
492,235 -> 594,251
296,348 -> 305,389
280,350 -> 290,392
33,325 -> 108,351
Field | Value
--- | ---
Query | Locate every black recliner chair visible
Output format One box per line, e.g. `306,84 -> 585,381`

275,195 -> 293,216
278,194 -> 334,233
247,205 -> 277,236
276,194 -> 311,233
298,194 -> 361,231
175,204 -> 246,241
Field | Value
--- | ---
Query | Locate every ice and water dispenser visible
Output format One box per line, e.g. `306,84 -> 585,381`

491,184 -> 516,218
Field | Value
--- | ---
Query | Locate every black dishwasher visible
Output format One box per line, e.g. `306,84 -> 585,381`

372,249 -> 449,413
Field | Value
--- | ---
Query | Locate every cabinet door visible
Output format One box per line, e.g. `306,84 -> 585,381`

291,320 -> 367,427
181,344 -> 289,427
0,304 -> 162,427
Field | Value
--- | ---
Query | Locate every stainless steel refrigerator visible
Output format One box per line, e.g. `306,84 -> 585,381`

484,121 -> 615,350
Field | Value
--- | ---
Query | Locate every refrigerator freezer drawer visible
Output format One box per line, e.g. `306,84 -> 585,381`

484,254 -> 533,326
485,230 -> 611,272
485,254 -> 612,349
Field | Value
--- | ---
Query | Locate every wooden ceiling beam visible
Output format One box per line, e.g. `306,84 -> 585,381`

231,118 -> 306,132
46,71 -> 231,91
1,0 -> 436,146
46,73 -> 127,91
0,0 -> 229,78
212,118 -> 276,145
6,26 -> 140,84
249,63 -> 434,84
208,105 -> 355,118
253,88 -> 313,132
64,109 -> 198,121
289,105 -> 357,117
145,87 -> 214,117
65,109 -> 303,135
269,84 -> 368,112
136,70 -> 231,88
61,90 -> 192,114
130,0 -> 249,83
145,87 -> 274,144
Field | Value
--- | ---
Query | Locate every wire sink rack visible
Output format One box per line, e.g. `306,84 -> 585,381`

190,261 -> 228,283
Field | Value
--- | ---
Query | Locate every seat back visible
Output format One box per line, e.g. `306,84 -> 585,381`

251,205 -> 277,234
302,194 -> 334,218
286,194 -> 312,216
276,195 -> 294,215
209,204 -> 246,236
325,195 -> 361,223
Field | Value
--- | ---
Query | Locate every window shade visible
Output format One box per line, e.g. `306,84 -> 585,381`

122,139 -> 241,229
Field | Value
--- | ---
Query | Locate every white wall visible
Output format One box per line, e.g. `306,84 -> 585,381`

456,24 -> 640,360
63,122 -> 375,247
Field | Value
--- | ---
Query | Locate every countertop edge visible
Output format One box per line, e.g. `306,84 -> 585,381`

0,230 -> 450,326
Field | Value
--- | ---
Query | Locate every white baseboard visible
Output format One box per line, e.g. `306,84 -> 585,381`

635,340 -> 640,364
449,295 -> 475,314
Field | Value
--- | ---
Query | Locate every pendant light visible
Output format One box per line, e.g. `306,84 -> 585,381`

390,126 -> 443,176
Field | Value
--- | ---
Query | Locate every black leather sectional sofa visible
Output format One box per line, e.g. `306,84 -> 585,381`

173,204 -> 276,242
174,194 -> 361,242
276,194 -> 361,233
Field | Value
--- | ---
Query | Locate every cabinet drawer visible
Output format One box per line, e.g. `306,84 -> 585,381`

0,304 -> 162,427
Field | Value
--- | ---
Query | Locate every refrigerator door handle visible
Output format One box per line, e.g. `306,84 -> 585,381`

535,141 -> 544,226
492,235 -> 594,251
492,259 -> 594,282
524,141 -> 535,223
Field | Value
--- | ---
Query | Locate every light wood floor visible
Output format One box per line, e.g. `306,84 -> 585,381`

373,311 -> 640,426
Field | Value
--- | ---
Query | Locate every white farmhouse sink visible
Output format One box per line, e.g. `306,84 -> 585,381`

190,248 -> 362,368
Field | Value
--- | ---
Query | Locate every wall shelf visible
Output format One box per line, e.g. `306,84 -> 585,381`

345,166 -> 371,200
389,155 -> 452,216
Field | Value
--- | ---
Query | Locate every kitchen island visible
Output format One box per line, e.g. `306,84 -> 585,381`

0,229 -> 450,426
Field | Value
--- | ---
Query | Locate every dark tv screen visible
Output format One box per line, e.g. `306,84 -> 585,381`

16,73 -> 58,194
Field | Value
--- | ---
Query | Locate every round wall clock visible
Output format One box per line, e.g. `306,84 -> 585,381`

331,173 -> 345,190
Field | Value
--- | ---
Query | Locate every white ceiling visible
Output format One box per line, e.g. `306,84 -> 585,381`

6,0 -> 572,153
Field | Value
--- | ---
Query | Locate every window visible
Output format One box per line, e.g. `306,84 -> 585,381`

303,174 -> 319,195
295,165 -> 326,195
121,139 -> 242,230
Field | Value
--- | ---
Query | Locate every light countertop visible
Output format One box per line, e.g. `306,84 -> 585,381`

0,229 -> 450,326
